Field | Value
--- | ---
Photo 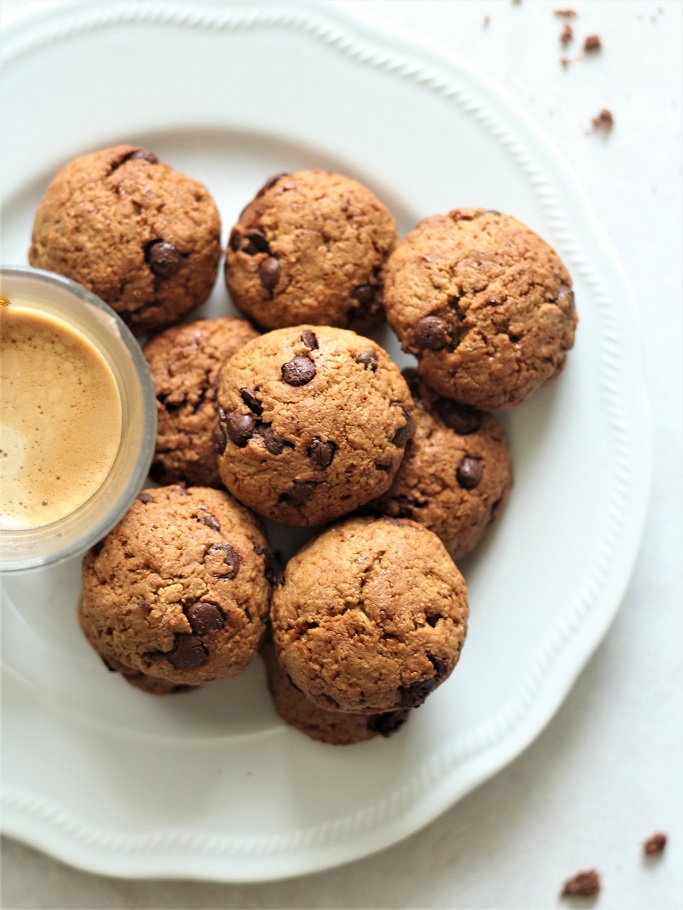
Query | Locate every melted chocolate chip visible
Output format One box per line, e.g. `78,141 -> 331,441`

413,315 -> 450,351
351,283 -> 376,306
212,422 -> 227,455
198,513 -> 220,532
399,676 -> 437,708
438,399 -> 483,435
457,456 -> 483,489
367,709 -> 410,737
308,437 -> 336,467
280,481 -> 317,507
257,424 -> 285,455
281,356 -> 316,386
356,350 -> 379,371
226,413 -> 255,447
392,403 -> 415,446
185,601 -> 224,637
137,492 -> 156,504
205,542 -> 241,578
241,229 -> 270,255
167,634 -> 208,669
300,329 -> 318,350
240,388 -> 263,415
428,654 -> 449,680
146,241 -> 181,278
256,172 -> 289,197
259,256 -> 280,294
127,148 -> 158,164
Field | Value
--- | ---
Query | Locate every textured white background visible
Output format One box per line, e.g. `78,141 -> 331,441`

1,1 -> 681,908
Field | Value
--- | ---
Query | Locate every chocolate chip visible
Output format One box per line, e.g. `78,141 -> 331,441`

198,513 -> 220,532
240,388 -> 263,415
145,241 -> 181,278
137,492 -> 156,504
413,315 -> 449,351
212,422 -> 227,454
259,256 -> 280,294
256,172 -> 289,197
308,437 -> 336,467
457,456 -> 483,489
226,413 -> 255,447
437,399 -> 483,435
428,654 -> 449,680
351,283 -> 376,306
241,229 -> 270,255
300,329 -> 318,350
185,601 -> 224,636
167,633 -> 208,669
205,542 -> 241,578
280,481 -> 317,507
257,424 -> 285,455
392,404 -> 414,446
91,541 -> 104,556
399,676 -> 437,708
281,356 -> 316,386
356,350 -> 379,371
127,149 -> 158,163
367,709 -> 410,737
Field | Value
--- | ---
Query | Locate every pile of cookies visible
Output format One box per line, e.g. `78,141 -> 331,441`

30,145 -> 577,745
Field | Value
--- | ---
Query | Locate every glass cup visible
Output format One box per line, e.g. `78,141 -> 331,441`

0,266 -> 156,572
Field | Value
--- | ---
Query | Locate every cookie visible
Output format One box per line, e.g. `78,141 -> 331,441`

143,318 -> 259,487
383,209 -> 577,410
29,144 -> 221,334
261,635 -> 410,744
369,369 -> 513,560
214,326 -> 415,527
271,516 -> 469,714
79,485 -> 272,687
225,170 -> 398,331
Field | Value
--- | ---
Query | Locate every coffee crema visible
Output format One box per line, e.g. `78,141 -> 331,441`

0,306 -> 122,530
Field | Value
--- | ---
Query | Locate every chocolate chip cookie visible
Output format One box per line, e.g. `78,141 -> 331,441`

271,516 -> 469,714
79,485 -> 272,688
143,318 -> 259,487
214,326 -> 415,527
29,145 -> 222,334
383,209 -> 577,409
369,369 -> 513,560
225,170 -> 398,331
261,635 -> 410,744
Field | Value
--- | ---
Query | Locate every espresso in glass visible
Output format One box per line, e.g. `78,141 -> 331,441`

1,306 -> 122,530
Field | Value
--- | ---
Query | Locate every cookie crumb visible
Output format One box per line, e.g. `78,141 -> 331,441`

584,34 -> 602,52
560,56 -> 572,68
560,23 -> 573,45
483,14 -> 490,28
561,869 -> 600,898
643,832 -> 667,855
555,8 -> 577,15
592,108 -> 614,131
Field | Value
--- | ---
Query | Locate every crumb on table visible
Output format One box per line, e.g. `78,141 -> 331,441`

560,23 -> 573,45
592,108 -> 614,131
644,832 -> 667,855
584,35 -> 602,52
561,869 -> 601,899
554,8 -> 577,16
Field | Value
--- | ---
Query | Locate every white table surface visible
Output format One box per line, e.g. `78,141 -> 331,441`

1,1 -> 681,908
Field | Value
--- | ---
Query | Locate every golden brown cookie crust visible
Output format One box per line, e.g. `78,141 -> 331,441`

260,635 -> 410,744
271,516 -> 469,714
225,170 -> 398,331
79,486 -> 272,687
383,209 -> 577,409
215,326 -> 415,527
369,370 -> 513,560
143,318 -> 259,487
29,144 -> 221,334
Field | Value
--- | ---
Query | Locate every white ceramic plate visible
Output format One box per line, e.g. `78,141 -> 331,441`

0,0 -> 650,883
